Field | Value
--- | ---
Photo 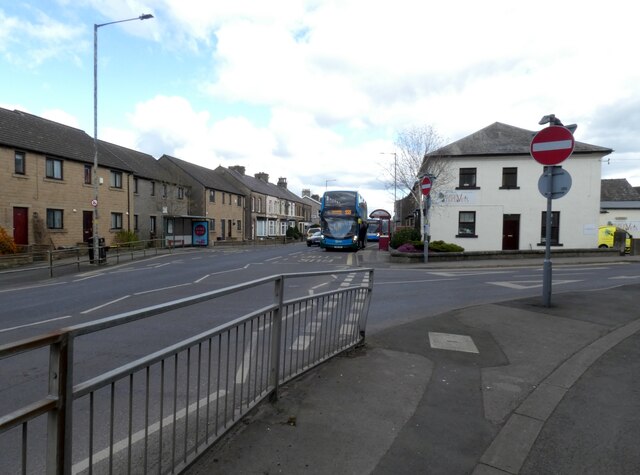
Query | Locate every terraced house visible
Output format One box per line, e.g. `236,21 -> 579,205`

0,107 -> 189,249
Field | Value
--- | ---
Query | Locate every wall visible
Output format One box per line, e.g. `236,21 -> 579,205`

428,154 -> 602,251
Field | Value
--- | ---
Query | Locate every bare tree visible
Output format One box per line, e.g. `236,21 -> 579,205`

381,125 -> 453,235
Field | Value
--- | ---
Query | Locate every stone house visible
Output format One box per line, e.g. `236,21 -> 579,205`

158,155 -> 245,241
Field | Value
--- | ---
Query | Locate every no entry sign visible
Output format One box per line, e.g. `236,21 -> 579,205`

530,126 -> 575,166
421,176 -> 432,196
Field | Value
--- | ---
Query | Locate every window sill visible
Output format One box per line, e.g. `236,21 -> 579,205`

456,186 -> 480,190
456,234 -> 478,238
499,186 -> 520,190
536,242 -> 564,247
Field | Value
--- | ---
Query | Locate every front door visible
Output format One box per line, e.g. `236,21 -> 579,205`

13,207 -> 28,246
220,219 -> 226,240
83,211 -> 93,243
502,214 -> 520,250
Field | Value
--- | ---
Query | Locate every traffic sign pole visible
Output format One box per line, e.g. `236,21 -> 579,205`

542,166 -> 553,307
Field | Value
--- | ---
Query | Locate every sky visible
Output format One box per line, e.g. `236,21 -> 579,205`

2,0 -> 640,214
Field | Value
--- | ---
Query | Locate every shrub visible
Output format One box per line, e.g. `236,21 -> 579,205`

390,228 -> 421,249
113,230 -> 139,245
0,226 -> 18,255
429,240 -> 464,252
286,226 -> 302,239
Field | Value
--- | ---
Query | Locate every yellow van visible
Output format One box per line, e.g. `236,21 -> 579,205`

598,225 -> 632,253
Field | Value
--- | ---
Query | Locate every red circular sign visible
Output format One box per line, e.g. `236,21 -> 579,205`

530,126 -> 575,166
421,176 -> 432,196
194,224 -> 206,236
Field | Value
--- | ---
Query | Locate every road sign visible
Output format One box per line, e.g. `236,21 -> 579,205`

538,166 -> 572,199
91,199 -> 98,207
530,125 -> 575,166
421,176 -> 432,196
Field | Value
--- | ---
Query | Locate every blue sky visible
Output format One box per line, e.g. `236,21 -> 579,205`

2,0 -> 640,213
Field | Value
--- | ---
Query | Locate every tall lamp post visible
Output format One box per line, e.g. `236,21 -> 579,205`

325,179 -> 336,190
380,152 -> 397,222
93,13 -> 153,263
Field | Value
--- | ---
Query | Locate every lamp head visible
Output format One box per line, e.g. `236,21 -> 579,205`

139,14 -> 154,20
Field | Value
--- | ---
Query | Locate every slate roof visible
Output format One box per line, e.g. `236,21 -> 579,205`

100,141 -> 173,182
0,107 -> 132,171
159,155 -> 243,194
601,178 -> 640,201
224,167 -> 304,204
428,122 -> 613,158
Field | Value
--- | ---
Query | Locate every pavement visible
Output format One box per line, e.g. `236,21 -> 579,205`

184,249 -> 640,475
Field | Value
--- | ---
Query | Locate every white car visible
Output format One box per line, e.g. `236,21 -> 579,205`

306,231 -> 322,246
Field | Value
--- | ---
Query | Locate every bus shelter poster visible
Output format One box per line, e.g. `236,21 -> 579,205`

192,221 -> 209,246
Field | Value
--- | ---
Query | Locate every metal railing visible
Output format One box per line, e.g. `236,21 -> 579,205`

0,268 -> 373,474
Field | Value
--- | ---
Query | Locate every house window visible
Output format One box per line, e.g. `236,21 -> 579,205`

134,178 -> 139,194
209,190 -> 215,202
151,182 -> 155,196
84,165 -> 92,185
541,211 -> 560,245
134,214 -> 139,231
110,170 -> 123,188
46,209 -> 64,229
458,168 -> 477,188
46,157 -> 63,180
178,187 -> 184,199
15,151 -> 25,175
222,193 -> 226,205
150,216 -> 157,235
111,212 -> 123,230
457,211 -> 477,237
501,167 -> 518,189
251,196 -> 255,212
237,220 -> 242,231
237,195 -> 242,207
162,184 -> 167,198
258,198 -> 262,213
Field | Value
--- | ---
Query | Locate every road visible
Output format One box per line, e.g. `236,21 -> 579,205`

1,244 -> 639,473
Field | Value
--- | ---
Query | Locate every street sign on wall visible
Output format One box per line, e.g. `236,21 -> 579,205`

530,126 -> 575,166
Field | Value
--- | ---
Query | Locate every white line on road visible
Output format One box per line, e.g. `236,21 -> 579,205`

134,283 -> 192,295
609,275 -> 640,280
0,281 -> 66,294
80,295 -> 131,314
71,390 -> 226,475
374,278 -> 457,285
0,315 -> 73,334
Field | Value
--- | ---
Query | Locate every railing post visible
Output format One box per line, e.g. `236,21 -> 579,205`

269,276 -> 285,401
49,250 -> 53,278
47,333 -> 73,475
358,269 -> 374,341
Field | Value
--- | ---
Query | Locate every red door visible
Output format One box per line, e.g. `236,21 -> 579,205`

13,207 -> 28,246
83,211 -> 93,243
502,214 -> 520,250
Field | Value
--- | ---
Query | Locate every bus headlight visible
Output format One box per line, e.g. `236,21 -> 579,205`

352,235 -> 358,242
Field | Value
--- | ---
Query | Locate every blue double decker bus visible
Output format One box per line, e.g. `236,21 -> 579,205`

319,190 -> 367,250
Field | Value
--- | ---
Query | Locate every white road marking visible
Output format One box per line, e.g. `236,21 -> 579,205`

609,275 -> 640,280
488,279 -> 582,290
374,278 -> 457,285
0,315 -> 73,334
0,281 -> 66,293
80,295 -> 131,314
71,390 -> 226,475
134,283 -> 192,295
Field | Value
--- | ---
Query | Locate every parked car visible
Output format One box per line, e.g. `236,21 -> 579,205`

307,226 -> 321,237
598,225 -> 632,253
307,231 -> 322,247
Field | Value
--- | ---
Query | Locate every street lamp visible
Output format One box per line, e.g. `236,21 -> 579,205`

325,179 -> 336,190
92,13 -> 154,263
380,152 -> 397,218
